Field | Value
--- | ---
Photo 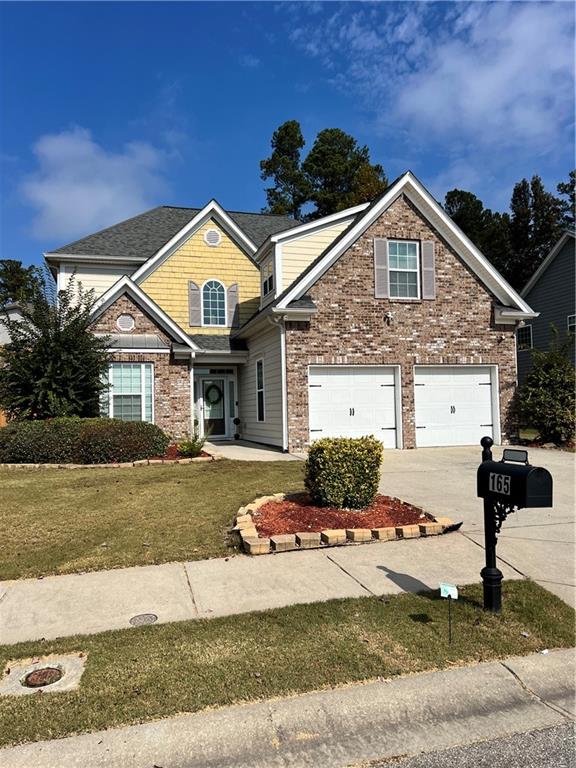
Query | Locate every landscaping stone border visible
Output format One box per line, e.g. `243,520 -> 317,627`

0,455 -> 218,470
232,494 -> 457,556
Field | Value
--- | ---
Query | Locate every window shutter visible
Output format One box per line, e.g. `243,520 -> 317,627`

189,281 -> 201,326
374,238 -> 389,298
227,283 -> 240,328
421,241 -> 436,300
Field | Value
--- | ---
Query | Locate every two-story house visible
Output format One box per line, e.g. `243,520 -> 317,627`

44,172 -> 537,451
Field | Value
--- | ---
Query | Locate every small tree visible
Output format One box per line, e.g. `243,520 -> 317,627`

0,260 -> 41,305
0,272 -> 111,421
517,326 -> 575,444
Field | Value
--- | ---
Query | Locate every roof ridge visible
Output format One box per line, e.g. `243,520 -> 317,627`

161,204 -> 297,220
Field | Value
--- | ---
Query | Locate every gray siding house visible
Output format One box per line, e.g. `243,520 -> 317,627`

517,231 -> 575,386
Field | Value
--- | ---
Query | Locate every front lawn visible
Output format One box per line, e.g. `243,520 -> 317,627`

0,460 -> 304,581
0,580 -> 573,748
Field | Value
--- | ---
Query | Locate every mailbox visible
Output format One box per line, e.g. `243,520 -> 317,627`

477,459 -> 553,509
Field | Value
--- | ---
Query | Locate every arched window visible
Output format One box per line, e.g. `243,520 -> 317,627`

202,280 -> 226,326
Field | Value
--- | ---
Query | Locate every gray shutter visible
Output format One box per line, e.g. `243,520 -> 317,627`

421,241 -> 436,300
374,238 -> 389,298
227,283 -> 240,328
189,281 -> 201,326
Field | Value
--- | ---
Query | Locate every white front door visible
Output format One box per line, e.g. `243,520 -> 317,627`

308,366 -> 398,448
414,366 -> 496,447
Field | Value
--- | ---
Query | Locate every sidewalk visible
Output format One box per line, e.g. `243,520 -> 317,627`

1,649 -> 573,768
0,533 -> 521,645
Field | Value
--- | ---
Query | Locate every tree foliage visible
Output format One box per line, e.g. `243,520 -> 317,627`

557,170 -> 576,228
0,272 -> 111,421
516,326 -> 575,445
261,122 -> 387,221
0,260 -> 41,306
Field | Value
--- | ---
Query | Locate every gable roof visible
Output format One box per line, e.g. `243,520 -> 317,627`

46,205 -> 297,262
90,275 -> 199,351
275,171 -> 536,318
521,230 -> 575,298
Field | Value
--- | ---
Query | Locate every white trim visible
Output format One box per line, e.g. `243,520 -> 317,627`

45,252 -> 145,264
412,364 -> 501,446
201,279 -> 227,327
256,357 -> 265,422
106,361 -> 155,424
494,305 -> 539,324
91,275 -> 199,351
521,231 -> 575,297
276,242 -> 283,295
131,201 -> 257,284
277,172 -> 535,317
387,239 -> 420,300
306,364 -> 402,450
279,322 -> 288,451
195,370 -> 237,439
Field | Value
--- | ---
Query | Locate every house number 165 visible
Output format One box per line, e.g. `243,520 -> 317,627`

489,472 -> 511,495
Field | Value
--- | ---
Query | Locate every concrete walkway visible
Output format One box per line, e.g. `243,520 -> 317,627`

1,649 -> 573,768
0,533 -> 520,645
379,445 -> 575,607
205,440 -> 303,461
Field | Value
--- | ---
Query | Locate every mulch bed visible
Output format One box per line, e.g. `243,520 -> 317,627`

149,444 -> 211,461
252,493 -> 425,537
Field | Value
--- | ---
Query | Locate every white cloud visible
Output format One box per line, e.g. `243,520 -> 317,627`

239,53 -> 261,68
21,127 -> 169,241
284,1 -> 575,192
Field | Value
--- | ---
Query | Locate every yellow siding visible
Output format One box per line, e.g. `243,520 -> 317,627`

141,219 -> 260,334
281,218 -> 354,290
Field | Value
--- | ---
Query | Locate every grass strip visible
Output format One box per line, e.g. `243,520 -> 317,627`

0,580 -> 573,748
0,460 -> 304,580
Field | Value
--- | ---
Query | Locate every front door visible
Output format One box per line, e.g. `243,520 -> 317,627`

201,377 -> 226,438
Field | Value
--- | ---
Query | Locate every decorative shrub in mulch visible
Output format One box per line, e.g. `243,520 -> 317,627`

252,492 -> 425,538
150,444 -> 211,461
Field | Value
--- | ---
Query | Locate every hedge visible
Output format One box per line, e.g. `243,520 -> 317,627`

0,417 -> 170,464
305,436 -> 383,509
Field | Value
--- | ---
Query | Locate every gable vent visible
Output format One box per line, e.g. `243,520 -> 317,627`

116,313 -> 135,332
204,229 -> 221,247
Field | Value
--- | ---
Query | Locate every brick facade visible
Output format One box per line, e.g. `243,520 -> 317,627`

91,294 -> 191,438
285,194 -> 518,452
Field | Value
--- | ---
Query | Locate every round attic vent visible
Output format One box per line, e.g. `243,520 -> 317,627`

117,313 -> 135,332
204,228 -> 221,247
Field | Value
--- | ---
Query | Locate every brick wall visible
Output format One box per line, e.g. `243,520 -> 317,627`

285,194 -> 517,451
91,294 -> 191,438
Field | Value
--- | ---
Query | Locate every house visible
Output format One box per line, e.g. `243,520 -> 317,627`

517,230 -> 575,386
44,172 -> 537,451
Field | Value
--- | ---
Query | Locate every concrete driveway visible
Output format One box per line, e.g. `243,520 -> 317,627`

379,445 -> 575,607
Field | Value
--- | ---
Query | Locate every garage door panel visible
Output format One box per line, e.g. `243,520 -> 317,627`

414,366 -> 495,447
308,366 -> 397,448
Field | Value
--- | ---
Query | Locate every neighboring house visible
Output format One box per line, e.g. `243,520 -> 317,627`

0,302 -> 24,426
44,172 -> 536,451
517,231 -> 576,386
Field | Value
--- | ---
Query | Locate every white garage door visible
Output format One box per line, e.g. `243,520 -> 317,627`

308,366 -> 398,448
414,366 -> 495,447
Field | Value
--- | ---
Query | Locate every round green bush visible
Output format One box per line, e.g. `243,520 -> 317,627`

0,417 -> 170,464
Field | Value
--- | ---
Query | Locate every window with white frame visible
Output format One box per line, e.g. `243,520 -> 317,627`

517,325 -> 533,351
388,240 -> 420,299
101,363 -> 153,422
262,258 -> 274,296
256,359 -> 265,422
568,315 -> 575,334
202,280 -> 226,326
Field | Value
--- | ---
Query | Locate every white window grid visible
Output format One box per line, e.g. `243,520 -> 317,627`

103,363 -> 154,422
388,240 -> 420,299
262,259 -> 274,296
202,280 -> 227,326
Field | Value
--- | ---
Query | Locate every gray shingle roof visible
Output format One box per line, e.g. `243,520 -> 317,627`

49,206 -> 298,259
189,334 -> 248,352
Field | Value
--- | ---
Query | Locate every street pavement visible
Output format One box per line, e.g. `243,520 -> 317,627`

1,649 -> 573,768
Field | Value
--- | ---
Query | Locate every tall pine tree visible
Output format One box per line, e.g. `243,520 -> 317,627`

260,120 -> 310,219
557,170 -> 575,228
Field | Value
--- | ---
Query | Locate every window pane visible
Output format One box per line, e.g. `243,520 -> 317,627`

257,391 -> 264,422
256,361 -> 263,389
203,280 -> 226,325
388,253 -> 399,269
144,364 -> 153,422
113,395 -> 142,421
388,241 -> 398,256
398,242 -> 407,256
406,254 -> 418,270
390,270 -> 418,298
407,243 -> 417,256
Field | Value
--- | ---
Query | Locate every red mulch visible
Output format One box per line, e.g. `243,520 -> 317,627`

149,444 -> 211,461
252,493 -> 425,537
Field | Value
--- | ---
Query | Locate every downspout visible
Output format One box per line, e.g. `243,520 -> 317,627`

267,315 -> 289,452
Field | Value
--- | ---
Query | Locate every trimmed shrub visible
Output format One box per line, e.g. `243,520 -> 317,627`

177,431 -> 205,458
0,417 -> 170,464
305,436 -> 383,509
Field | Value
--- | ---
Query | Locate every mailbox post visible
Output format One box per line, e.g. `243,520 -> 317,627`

477,436 -> 553,613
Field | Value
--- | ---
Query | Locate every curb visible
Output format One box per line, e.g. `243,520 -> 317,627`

0,455 -> 219,470
232,494 -> 457,555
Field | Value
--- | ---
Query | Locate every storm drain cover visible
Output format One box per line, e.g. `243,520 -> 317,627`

23,667 -> 63,688
129,613 -> 158,627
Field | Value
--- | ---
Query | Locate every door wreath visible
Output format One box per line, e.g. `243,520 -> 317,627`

204,383 -> 223,405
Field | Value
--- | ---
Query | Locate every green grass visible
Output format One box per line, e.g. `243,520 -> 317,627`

0,580 -> 572,748
0,460 -> 304,580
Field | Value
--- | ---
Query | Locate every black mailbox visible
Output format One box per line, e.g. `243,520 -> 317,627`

477,459 -> 553,509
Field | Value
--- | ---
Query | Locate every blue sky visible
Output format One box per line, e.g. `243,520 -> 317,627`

1,1 -> 574,267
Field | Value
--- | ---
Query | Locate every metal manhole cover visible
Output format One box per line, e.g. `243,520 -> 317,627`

129,613 -> 158,627
23,667 -> 63,688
